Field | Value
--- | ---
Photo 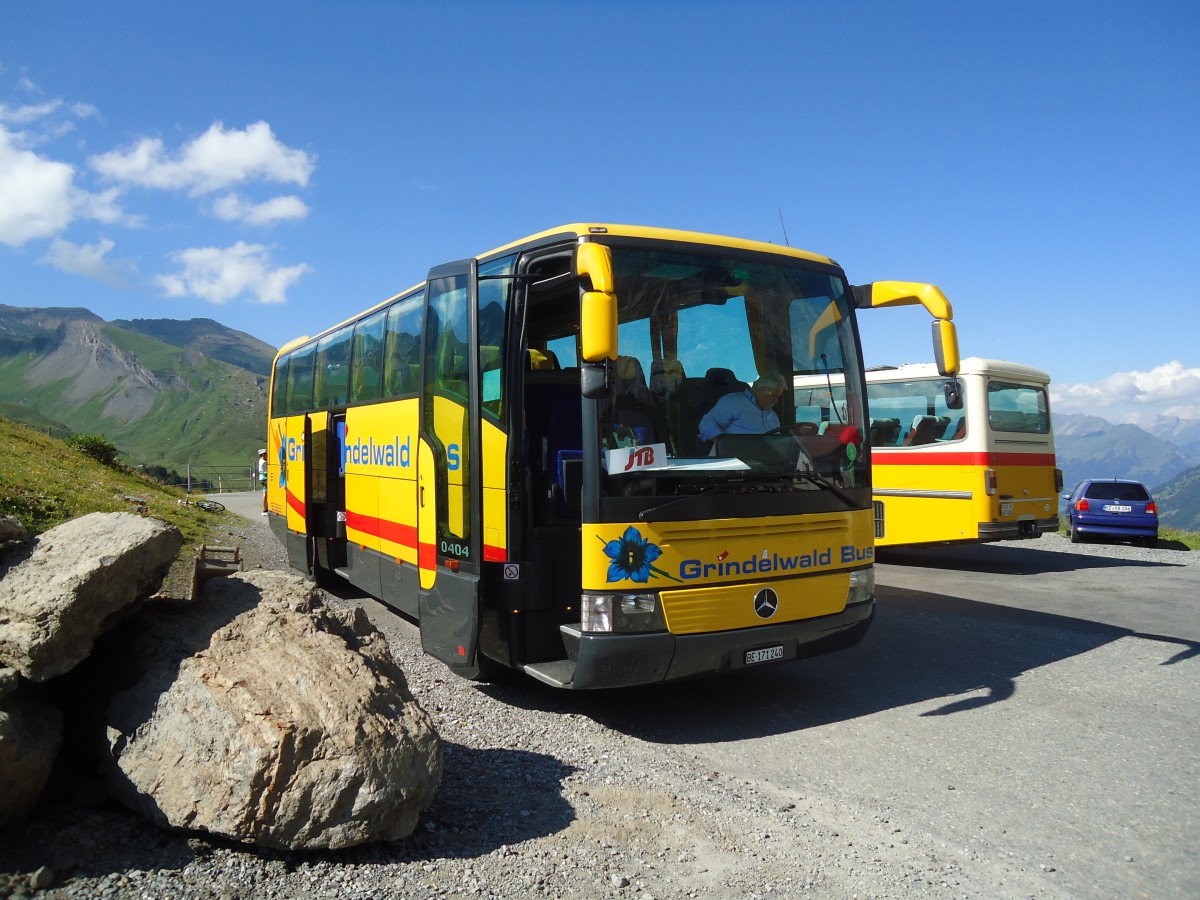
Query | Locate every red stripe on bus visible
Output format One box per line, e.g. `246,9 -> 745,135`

872,451 -> 1056,467
346,510 -> 418,549
418,542 -> 437,570
344,511 -> 506,563
286,489 -> 305,517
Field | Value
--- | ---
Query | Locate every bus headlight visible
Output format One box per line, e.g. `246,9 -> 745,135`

581,594 -> 613,633
847,567 -> 874,605
581,592 -> 665,633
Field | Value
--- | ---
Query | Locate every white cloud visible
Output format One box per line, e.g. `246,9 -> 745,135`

1053,361 -> 1200,423
0,124 -> 130,246
155,241 -> 311,305
0,125 -> 75,245
90,121 -> 315,196
39,237 -> 133,288
212,192 -> 309,226
0,99 -> 63,125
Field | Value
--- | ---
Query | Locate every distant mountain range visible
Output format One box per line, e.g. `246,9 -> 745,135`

0,305 -> 275,472
1054,412 -> 1200,530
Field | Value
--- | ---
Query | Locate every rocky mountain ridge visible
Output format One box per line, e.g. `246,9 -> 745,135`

0,304 -> 275,471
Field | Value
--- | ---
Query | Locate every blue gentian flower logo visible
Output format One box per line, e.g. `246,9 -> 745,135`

599,526 -> 679,583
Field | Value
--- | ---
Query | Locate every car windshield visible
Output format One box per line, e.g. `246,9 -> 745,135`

589,242 -> 868,507
1084,482 -> 1149,502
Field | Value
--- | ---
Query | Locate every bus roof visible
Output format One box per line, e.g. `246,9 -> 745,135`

480,223 -> 836,267
866,357 -> 1052,384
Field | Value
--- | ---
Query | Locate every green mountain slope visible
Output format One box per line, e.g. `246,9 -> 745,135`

0,305 -> 272,471
111,317 -> 277,376
1054,412 -> 1192,491
1155,464 -> 1200,531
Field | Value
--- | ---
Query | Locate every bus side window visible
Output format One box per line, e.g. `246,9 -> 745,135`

383,293 -> 424,397
314,327 -> 351,408
286,345 -> 315,414
350,309 -> 386,403
869,417 -> 900,446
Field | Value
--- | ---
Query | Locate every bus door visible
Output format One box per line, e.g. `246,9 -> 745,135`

303,410 -> 347,576
417,260 -> 485,677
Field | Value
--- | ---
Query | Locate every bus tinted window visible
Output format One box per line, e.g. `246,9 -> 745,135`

350,309 -> 386,403
285,345 -> 315,414
987,380 -> 1049,434
427,276 -> 470,401
314,327 -> 351,408
383,292 -> 424,397
270,355 -> 289,418
479,256 -> 514,421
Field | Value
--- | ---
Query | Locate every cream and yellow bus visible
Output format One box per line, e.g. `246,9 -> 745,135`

795,357 -> 1060,548
267,223 -> 957,687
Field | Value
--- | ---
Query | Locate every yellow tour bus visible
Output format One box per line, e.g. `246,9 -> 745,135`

794,357 -> 1061,548
266,223 -> 958,688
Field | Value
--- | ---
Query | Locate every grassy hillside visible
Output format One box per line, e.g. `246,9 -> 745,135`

1155,464 -> 1200,531
0,415 -> 229,544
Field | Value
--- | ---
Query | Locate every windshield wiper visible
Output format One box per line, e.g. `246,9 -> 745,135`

636,484 -> 736,523
794,470 -> 857,508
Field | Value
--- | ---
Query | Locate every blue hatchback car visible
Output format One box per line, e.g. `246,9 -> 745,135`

1061,479 -> 1159,547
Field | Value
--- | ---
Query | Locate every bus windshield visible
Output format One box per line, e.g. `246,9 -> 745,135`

592,243 -> 868,508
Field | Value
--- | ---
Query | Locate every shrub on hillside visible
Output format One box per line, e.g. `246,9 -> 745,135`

65,434 -> 119,467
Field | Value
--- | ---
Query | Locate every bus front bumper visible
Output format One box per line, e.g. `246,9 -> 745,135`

978,515 -> 1059,541
524,599 -> 875,690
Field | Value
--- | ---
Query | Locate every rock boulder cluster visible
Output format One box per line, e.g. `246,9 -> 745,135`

0,512 -> 441,850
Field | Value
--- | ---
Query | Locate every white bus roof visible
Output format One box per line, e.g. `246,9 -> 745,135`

864,357 -> 1051,384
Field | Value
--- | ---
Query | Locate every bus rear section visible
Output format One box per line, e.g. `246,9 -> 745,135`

865,358 -> 1061,546
266,223 -> 957,688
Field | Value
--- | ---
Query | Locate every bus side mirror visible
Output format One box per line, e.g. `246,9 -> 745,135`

578,243 -> 617,363
581,361 -> 609,398
581,291 -> 617,362
944,377 -> 963,409
933,319 -> 959,377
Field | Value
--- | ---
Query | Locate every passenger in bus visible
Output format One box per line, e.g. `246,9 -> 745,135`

698,371 -> 786,441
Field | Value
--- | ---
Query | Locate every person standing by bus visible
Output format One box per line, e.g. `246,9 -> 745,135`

698,371 -> 787,441
257,448 -> 268,514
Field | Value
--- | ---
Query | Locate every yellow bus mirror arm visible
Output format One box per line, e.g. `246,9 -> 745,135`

576,242 -> 614,293
854,281 -> 959,375
853,281 -> 954,322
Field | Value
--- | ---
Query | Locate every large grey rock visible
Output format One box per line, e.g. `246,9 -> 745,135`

103,570 -> 442,850
0,691 -> 63,828
0,512 -> 183,682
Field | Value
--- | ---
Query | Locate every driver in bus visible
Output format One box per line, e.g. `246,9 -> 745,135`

698,371 -> 787,441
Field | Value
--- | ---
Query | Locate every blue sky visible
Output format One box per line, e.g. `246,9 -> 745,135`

2,1 -> 1198,425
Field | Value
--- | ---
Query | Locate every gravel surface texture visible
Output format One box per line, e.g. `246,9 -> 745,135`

1,497 -> 1194,899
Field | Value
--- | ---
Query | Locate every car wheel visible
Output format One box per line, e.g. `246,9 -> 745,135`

1143,535 -> 1157,549
1069,519 -> 1083,543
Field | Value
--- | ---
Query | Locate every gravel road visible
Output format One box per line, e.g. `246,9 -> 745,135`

2,495 -> 1195,898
